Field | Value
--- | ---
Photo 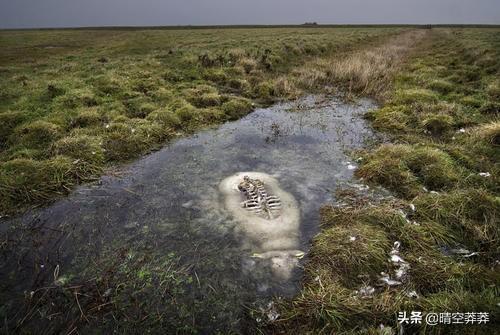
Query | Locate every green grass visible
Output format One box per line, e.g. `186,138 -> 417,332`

1,26 -> 499,334
0,27 -> 403,214
273,28 -> 500,334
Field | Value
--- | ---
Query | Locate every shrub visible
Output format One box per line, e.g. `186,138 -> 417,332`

189,93 -> 222,108
227,78 -> 250,92
93,75 -> 122,95
150,87 -> 173,104
460,95 -> 483,108
237,57 -> 258,74
427,79 -> 454,94
486,81 -> 500,99
163,69 -> 184,83
273,77 -> 300,98
13,120 -> 61,148
478,101 -> 500,114
103,119 -> 163,161
175,104 -> 199,123
422,114 -> 453,135
357,145 -> 462,197
227,48 -> 246,62
46,84 -> 65,99
6,148 -> 44,161
467,121 -> 500,160
71,108 -> 107,128
52,135 -> 104,179
368,105 -> 410,132
406,147 -> 461,191
52,135 -> 104,164
414,189 -> 499,253
200,108 -> 226,123
311,216 -> 390,286
0,111 -> 26,146
356,145 -> 420,198
202,69 -> 228,83
123,96 -> 156,118
394,89 -> 439,105
146,108 -> 182,130
254,81 -> 275,101
221,97 -> 253,120
54,88 -> 98,108
0,156 -> 75,211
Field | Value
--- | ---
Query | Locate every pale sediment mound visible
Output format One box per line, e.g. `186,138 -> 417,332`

219,172 -> 302,281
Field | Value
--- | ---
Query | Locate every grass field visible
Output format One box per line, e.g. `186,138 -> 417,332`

0,27 -> 402,215
0,26 -> 499,334
271,28 -> 500,334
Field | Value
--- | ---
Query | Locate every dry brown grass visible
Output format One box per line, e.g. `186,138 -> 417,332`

292,30 -> 428,99
326,30 -> 428,98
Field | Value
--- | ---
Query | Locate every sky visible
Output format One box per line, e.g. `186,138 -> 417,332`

0,0 -> 499,29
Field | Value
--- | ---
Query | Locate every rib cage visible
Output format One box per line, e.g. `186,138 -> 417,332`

238,176 -> 282,219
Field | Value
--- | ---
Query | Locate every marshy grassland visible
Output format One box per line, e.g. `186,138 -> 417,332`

271,28 -> 500,334
0,27 -> 401,215
0,26 -> 499,334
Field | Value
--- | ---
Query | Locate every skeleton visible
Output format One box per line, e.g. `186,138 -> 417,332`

238,176 -> 282,220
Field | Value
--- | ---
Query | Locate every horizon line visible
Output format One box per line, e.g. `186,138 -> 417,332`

1,23 -> 500,31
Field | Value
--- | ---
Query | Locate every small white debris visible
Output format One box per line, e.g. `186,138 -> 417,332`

450,248 -> 470,255
131,128 -> 136,133
352,183 -> 369,191
458,128 -> 466,133
349,236 -> 357,242
378,272 -> 402,286
395,264 -> 410,279
181,200 -> 194,208
347,164 -> 357,170
91,151 -> 96,155
407,290 -> 419,299
382,241 -> 410,282
356,285 -> 375,298
390,254 -> 405,263
105,124 -> 110,129
423,187 -> 429,192
260,302 -> 279,322
409,204 -> 416,212
479,172 -> 491,178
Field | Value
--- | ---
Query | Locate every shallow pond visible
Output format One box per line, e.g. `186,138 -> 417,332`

1,95 -> 379,333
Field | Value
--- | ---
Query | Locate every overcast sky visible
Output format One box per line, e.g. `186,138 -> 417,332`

1,0 -> 499,29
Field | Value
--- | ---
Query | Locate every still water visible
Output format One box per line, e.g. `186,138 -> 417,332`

1,95 -> 378,333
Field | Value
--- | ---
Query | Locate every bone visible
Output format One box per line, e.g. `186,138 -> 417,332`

219,172 -> 302,281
